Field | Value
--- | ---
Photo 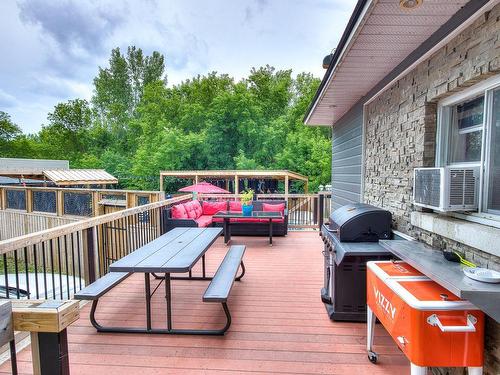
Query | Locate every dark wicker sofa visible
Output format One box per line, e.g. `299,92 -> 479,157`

162,199 -> 288,236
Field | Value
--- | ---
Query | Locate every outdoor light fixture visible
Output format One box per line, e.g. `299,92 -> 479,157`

399,0 -> 423,10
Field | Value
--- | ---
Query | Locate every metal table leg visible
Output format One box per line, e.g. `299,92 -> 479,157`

145,273 -> 152,331
165,273 -> 172,330
269,218 -> 273,246
223,218 -> 231,245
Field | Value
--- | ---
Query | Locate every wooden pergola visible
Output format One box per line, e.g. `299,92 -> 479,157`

159,170 -> 309,195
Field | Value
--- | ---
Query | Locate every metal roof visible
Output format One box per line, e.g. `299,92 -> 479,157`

0,158 -> 69,175
304,0 -> 478,126
42,169 -> 118,186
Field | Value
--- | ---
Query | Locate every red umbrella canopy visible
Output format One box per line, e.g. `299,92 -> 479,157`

178,181 -> 230,194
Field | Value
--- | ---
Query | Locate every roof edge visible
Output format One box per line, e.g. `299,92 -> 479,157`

303,0 -> 369,126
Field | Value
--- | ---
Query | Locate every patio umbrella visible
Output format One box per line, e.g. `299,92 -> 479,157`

179,181 -> 230,196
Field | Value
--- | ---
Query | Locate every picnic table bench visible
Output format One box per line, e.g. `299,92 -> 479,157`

75,228 -> 245,335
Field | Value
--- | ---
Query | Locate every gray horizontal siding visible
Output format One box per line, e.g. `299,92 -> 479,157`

331,106 -> 363,210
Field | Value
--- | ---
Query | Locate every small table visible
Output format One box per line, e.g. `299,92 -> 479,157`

213,211 -> 283,246
109,227 -> 224,334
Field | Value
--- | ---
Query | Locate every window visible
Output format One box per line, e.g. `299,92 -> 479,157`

437,75 -> 500,216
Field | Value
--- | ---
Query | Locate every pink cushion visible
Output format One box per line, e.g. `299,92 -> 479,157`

184,201 -> 198,219
212,217 -> 224,223
262,203 -> 285,214
202,201 -> 227,215
195,215 -> 213,227
171,204 -> 188,219
229,201 -> 242,211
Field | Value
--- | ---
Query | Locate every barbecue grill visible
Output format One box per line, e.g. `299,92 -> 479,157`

320,203 -> 396,321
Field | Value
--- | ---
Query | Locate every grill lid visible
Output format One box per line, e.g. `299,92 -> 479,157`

329,203 -> 392,242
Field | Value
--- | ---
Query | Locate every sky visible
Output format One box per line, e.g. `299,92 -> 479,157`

0,0 -> 356,133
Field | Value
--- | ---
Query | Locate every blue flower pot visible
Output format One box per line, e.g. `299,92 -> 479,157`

242,204 -> 253,217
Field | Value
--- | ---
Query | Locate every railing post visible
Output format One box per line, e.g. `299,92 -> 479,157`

84,227 -> 97,283
318,193 -> 325,231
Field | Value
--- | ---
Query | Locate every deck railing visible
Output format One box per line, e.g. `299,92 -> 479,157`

0,194 -> 192,300
0,186 -> 165,217
198,192 -> 332,228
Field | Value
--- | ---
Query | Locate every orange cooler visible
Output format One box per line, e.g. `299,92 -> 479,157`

366,261 -> 484,375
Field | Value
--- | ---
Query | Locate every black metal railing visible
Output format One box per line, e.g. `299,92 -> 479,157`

0,195 -> 191,300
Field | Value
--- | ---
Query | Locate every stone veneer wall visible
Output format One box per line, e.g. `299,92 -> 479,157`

363,5 -> 500,375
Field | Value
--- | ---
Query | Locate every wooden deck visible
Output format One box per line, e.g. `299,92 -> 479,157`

1,231 -> 409,374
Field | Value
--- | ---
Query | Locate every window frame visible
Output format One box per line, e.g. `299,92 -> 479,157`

436,74 -> 500,221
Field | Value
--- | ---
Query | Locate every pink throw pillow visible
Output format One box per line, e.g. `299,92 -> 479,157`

171,204 -> 188,219
262,203 -> 285,214
229,201 -> 242,211
202,201 -> 227,215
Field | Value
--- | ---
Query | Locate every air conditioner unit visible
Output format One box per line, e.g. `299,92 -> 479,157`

413,166 -> 480,212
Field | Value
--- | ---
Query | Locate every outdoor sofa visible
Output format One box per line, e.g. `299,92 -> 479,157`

162,199 -> 288,236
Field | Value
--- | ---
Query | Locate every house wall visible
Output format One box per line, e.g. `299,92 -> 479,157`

363,5 -> 500,375
331,104 -> 363,210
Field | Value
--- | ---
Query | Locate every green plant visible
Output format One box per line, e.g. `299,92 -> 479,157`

240,189 -> 254,206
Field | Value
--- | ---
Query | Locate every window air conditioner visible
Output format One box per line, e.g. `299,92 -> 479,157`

413,166 -> 480,211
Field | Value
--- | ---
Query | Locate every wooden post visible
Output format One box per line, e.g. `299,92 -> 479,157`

92,191 -> 100,216
284,175 -> 289,200
159,173 -> 164,193
12,300 -> 79,375
195,175 -> 199,184
234,175 -> 239,194
56,190 -> 64,216
0,187 -> 5,210
26,188 -> 33,213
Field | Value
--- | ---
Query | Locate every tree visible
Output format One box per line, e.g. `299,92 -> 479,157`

0,111 -> 21,142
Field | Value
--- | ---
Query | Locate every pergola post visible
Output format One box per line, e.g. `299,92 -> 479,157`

234,175 -> 239,194
284,175 -> 289,199
159,173 -> 164,192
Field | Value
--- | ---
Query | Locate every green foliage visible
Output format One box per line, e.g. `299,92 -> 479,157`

0,46 -> 331,192
240,189 -> 254,206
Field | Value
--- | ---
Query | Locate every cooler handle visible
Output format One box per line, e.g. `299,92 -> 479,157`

427,314 -> 477,333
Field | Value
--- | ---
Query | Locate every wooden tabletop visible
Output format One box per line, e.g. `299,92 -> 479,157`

110,227 -> 222,273
381,240 -> 500,322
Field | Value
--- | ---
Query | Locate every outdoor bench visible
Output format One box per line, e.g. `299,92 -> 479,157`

74,272 -> 131,301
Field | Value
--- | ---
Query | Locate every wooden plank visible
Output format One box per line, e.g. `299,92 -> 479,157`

203,245 -> 245,302
162,228 -> 222,273
109,228 -> 190,272
0,301 -> 13,346
74,272 -> 131,300
12,300 -> 80,333
129,229 -> 203,272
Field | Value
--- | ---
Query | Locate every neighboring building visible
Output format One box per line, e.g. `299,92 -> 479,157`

305,1 -> 499,374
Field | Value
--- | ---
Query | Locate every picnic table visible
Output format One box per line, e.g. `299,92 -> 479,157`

75,227 -> 246,335
213,211 -> 284,245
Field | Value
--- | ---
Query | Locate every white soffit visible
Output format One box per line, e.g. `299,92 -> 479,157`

306,0 -> 470,126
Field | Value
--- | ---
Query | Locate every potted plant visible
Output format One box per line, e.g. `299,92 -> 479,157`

241,189 -> 254,217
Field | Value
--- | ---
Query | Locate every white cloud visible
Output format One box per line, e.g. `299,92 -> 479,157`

0,0 -> 357,133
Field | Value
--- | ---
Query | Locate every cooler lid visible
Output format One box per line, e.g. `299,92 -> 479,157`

367,260 -> 426,280
387,278 -> 479,311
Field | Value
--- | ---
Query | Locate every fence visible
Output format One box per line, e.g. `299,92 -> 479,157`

198,192 -> 332,228
0,186 -> 165,218
0,194 -> 192,300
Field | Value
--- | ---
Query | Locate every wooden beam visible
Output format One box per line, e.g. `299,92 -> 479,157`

234,175 -> 239,194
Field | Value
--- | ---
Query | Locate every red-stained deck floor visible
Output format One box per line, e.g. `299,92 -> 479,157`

1,231 -> 409,374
